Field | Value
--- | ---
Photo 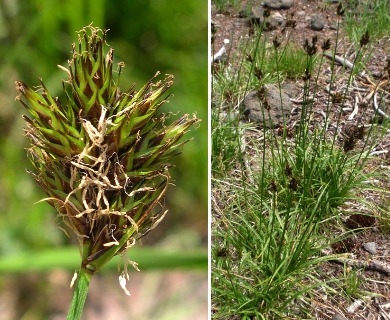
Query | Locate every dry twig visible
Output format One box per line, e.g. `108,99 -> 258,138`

329,257 -> 390,276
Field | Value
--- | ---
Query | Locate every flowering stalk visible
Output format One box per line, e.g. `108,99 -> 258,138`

16,26 -> 198,319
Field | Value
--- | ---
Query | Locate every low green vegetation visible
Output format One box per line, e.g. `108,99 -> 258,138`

212,3 -> 389,319
213,0 -> 242,12
343,0 -> 390,44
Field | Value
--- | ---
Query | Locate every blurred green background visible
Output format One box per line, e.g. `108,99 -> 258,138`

0,0 -> 208,319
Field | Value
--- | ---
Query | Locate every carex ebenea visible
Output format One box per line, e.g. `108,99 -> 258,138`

15,26 -> 199,298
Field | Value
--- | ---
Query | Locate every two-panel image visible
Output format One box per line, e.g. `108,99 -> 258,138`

0,0 -> 389,319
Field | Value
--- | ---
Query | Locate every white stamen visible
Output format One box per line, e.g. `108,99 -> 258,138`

70,271 -> 78,288
119,272 -> 131,296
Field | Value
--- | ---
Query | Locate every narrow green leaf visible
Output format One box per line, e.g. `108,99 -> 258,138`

0,247 -> 207,272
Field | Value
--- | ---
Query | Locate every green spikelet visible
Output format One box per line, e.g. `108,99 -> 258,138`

16,25 -> 199,275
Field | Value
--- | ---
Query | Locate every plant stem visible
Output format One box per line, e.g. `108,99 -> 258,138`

66,267 -> 93,320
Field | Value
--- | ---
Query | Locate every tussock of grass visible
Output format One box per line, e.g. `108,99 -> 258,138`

212,4 -> 389,318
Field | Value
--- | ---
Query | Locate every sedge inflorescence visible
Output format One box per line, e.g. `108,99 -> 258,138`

16,25 -> 198,277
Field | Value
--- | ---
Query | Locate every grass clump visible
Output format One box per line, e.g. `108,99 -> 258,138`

213,0 -> 241,12
343,0 -> 390,43
250,40 -> 316,81
212,6 -> 389,318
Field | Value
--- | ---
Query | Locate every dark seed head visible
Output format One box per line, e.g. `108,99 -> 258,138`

216,247 -> 229,257
284,13 -> 297,30
321,39 -> 331,51
337,3 -> 345,16
360,30 -> 370,47
302,68 -> 311,81
343,136 -> 356,152
331,92 -> 345,104
268,179 -> 278,193
303,38 -> 317,56
273,36 -> 281,49
263,8 -> 271,18
285,164 -> 293,177
385,57 -> 390,78
254,67 -> 263,81
288,177 -> 298,191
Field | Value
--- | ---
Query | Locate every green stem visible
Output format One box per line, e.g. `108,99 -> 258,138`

87,225 -> 138,273
66,267 -> 93,320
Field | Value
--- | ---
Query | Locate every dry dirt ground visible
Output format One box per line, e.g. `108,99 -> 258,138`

212,0 -> 390,319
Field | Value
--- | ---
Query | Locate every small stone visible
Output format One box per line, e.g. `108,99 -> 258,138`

296,10 -> 305,18
241,84 -> 293,128
310,14 -> 325,31
250,7 -> 284,30
363,242 -> 377,254
266,12 -> 284,30
333,313 -> 347,320
263,0 -> 294,10
371,70 -> 383,78
271,12 -> 284,24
